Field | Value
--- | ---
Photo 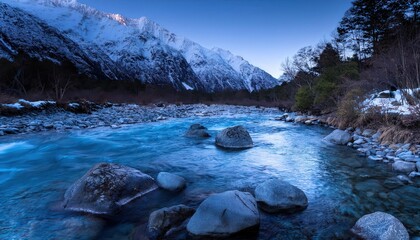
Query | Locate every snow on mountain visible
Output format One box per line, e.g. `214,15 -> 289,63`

0,0 -> 280,92
136,17 -> 280,92
0,2 -> 124,80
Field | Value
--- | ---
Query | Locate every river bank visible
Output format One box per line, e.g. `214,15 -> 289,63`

276,113 -> 420,179
0,102 -> 279,136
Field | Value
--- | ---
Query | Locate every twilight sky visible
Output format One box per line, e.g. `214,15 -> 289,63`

77,0 -> 352,78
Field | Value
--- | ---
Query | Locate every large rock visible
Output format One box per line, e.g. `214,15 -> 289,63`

294,115 -> 308,123
351,212 -> 409,240
323,129 -> 352,145
215,126 -> 253,149
147,204 -> 195,240
64,163 -> 158,215
254,179 -> 308,213
362,129 -> 375,137
185,124 -> 210,138
156,172 -> 186,192
392,161 -> 416,173
187,190 -> 259,237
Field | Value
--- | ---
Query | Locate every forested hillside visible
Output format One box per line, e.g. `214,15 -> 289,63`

258,0 -> 419,128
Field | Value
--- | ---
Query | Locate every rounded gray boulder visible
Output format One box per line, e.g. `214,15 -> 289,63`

185,124 -> 211,138
215,125 -> 253,149
351,211 -> 409,240
187,190 -> 259,237
255,179 -> 308,213
64,163 -> 158,215
392,161 -> 416,173
156,172 -> 186,192
147,204 -> 195,240
323,129 -> 352,145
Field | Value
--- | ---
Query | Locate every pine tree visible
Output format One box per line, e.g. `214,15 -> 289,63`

336,0 -> 416,60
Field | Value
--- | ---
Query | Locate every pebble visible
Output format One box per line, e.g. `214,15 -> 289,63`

368,156 -> 383,161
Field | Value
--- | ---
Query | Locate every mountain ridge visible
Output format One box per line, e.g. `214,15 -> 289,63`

0,0 -> 280,92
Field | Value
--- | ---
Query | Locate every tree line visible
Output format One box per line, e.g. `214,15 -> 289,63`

264,0 -> 419,122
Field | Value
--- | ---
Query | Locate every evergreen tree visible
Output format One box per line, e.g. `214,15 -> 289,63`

337,0 -> 416,60
314,43 -> 341,73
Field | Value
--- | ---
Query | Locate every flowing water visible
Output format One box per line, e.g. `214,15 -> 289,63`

0,113 -> 419,239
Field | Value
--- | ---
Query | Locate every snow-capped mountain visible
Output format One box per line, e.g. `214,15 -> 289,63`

0,0 -> 280,92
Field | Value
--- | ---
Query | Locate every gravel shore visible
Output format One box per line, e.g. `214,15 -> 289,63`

0,103 -> 279,136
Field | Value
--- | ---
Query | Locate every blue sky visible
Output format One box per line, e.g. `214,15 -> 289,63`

78,0 -> 352,78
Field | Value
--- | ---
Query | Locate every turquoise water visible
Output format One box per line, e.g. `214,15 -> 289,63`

0,113 -> 418,239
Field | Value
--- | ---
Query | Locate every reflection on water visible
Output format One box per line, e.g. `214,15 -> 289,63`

0,114 -> 419,239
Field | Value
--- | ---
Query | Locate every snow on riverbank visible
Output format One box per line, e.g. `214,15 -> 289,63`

1,99 -> 55,110
363,88 -> 420,115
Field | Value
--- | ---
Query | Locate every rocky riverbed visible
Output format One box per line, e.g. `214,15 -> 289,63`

0,103 -> 278,136
0,105 -> 418,239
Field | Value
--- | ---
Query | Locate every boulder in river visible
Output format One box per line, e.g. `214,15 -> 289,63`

63,163 -> 158,215
255,179 -> 308,213
147,204 -> 195,240
187,190 -> 259,237
156,172 -> 186,192
351,211 -> 409,240
185,124 -> 210,138
215,125 -> 253,149
323,129 -> 352,145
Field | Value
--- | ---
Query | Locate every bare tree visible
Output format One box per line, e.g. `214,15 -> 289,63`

12,68 -> 27,96
51,66 -> 72,101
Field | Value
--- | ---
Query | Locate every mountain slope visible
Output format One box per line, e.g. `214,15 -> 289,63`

0,0 -> 280,92
137,17 -> 280,92
0,2 -> 122,80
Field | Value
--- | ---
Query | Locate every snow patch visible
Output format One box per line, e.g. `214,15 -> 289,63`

182,82 -> 194,90
18,99 -> 55,108
363,89 -> 420,115
0,37 -> 17,54
3,103 -> 24,109
68,102 -> 80,108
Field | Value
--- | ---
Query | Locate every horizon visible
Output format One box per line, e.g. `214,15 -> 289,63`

77,0 -> 352,78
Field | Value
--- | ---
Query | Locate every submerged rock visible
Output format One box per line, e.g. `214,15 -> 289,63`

187,190 -> 259,237
409,171 -> 420,178
147,204 -> 195,240
351,212 -> 409,240
255,179 -> 308,213
27,216 -> 105,240
392,161 -> 416,173
215,125 -> 253,149
63,163 -> 158,215
323,129 -> 352,145
156,172 -> 186,192
185,124 -> 210,138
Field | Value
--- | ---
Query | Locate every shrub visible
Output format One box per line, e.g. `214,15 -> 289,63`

337,88 -> 364,125
379,126 -> 414,144
294,86 -> 314,111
